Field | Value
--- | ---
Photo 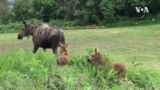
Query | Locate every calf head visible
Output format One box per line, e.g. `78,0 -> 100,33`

59,43 -> 68,55
88,48 -> 100,62
87,48 -> 106,65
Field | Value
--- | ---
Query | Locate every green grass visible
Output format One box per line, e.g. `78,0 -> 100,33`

0,24 -> 160,89
1,24 -> 160,70
0,50 -> 160,90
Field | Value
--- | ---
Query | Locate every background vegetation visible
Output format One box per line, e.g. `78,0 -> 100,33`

0,0 -> 160,26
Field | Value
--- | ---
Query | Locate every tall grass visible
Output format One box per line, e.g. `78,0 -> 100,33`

0,49 -> 160,90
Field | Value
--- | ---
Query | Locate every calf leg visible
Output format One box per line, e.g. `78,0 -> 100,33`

52,48 -> 57,54
33,46 -> 39,53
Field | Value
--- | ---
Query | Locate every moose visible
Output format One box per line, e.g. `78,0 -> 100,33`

87,48 -> 128,79
57,43 -> 70,65
17,19 -> 65,54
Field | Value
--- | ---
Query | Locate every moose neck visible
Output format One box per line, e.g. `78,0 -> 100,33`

27,25 -> 38,36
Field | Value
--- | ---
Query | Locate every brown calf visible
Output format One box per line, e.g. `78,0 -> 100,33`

87,48 -> 106,69
111,62 -> 128,78
57,43 -> 70,65
88,48 -> 128,78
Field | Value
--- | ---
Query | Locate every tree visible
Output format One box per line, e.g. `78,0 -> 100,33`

13,0 -> 34,21
0,0 -> 7,15
0,0 -> 11,24
1,0 -> 160,25
33,0 -> 58,22
99,0 -> 115,23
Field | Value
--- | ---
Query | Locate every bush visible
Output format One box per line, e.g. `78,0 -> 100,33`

0,19 -> 43,33
0,22 -> 22,33
49,19 -> 74,27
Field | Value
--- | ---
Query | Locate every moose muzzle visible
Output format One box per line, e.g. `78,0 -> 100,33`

17,34 -> 23,39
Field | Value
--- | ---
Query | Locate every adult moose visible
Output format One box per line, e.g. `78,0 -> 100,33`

17,19 -> 65,54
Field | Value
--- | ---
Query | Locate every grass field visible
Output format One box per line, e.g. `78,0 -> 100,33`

0,24 -> 160,89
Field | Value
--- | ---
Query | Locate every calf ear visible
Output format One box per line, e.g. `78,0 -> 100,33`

59,42 -> 63,47
95,47 -> 99,54
65,43 -> 69,47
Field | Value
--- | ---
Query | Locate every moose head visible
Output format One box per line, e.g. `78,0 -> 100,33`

17,18 -> 34,39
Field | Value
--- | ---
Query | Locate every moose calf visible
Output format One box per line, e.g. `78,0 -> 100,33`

87,48 -> 128,79
57,43 -> 70,65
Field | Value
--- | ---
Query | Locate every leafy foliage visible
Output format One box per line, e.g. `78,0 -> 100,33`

0,50 -> 160,90
1,0 -> 160,25
13,0 -> 34,21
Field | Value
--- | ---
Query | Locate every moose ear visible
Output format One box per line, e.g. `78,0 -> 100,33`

95,47 -> 99,54
31,19 -> 34,24
20,14 -> 27,26
22,19 -> 27,26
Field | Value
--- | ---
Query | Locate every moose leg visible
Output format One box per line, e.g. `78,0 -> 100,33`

33,46 -> 39,53
43,48 -> 46,52
52,48 -> 58,55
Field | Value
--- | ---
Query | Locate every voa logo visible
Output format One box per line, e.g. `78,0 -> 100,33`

135,6 -> 149,19
135,6 -> 149,13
